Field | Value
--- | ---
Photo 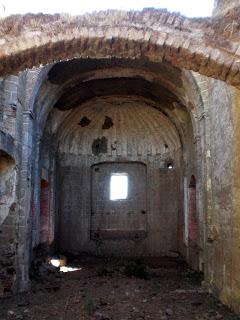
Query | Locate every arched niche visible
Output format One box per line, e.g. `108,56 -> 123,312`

0,150 -> 16,226
0,149 -> 17,295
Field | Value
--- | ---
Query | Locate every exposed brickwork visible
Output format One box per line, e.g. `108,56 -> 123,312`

0,9 -> 239,87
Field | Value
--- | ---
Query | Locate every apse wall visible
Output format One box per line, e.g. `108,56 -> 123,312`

50,96 -> 182,257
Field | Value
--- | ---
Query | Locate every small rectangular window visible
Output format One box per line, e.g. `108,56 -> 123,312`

110,173 -> 128,200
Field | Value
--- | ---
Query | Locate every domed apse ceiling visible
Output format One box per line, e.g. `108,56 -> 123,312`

54,97 -> 181,156
43,57 -> 194,149
47,58 -> 185,112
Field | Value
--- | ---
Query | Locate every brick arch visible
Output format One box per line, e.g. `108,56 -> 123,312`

0,9 -> 240,87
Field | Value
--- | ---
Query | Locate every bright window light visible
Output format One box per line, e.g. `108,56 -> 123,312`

110,173 -> 128,200
50,258 -> 61,267
60,266 -> 81,273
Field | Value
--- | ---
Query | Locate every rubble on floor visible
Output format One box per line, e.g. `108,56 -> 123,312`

0,256 -> 239,320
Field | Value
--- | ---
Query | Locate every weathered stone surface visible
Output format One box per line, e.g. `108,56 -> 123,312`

0,8 -> 239,87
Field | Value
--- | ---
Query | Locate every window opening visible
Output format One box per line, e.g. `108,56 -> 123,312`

110,173 -> 128,200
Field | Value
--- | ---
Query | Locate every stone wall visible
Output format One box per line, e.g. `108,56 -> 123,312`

0,76 -> 19,295
213,0 -> 240,16
200,78 -> 240,313
205,79 -> 234,305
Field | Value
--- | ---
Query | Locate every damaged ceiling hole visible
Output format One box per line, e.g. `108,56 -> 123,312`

102,116 -> 114,129
78,116 -> 91,127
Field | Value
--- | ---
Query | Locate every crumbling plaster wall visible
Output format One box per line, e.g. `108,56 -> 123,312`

206,79 -> 234,299
229,86 -> 240,313
0,69 -> 52,294
198,77 -> 240,313
0,75 -> 22,294
175,71 -> 206,271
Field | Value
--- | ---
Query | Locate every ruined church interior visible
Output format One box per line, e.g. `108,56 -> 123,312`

1,0 -> 240,319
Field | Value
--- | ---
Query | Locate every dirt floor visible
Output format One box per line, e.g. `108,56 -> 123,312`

0,256 -> 240,320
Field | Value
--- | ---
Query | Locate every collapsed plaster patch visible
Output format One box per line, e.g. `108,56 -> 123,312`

92,137 -> 108,155
78,116 -> 91,127
102,116 -> 114,130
